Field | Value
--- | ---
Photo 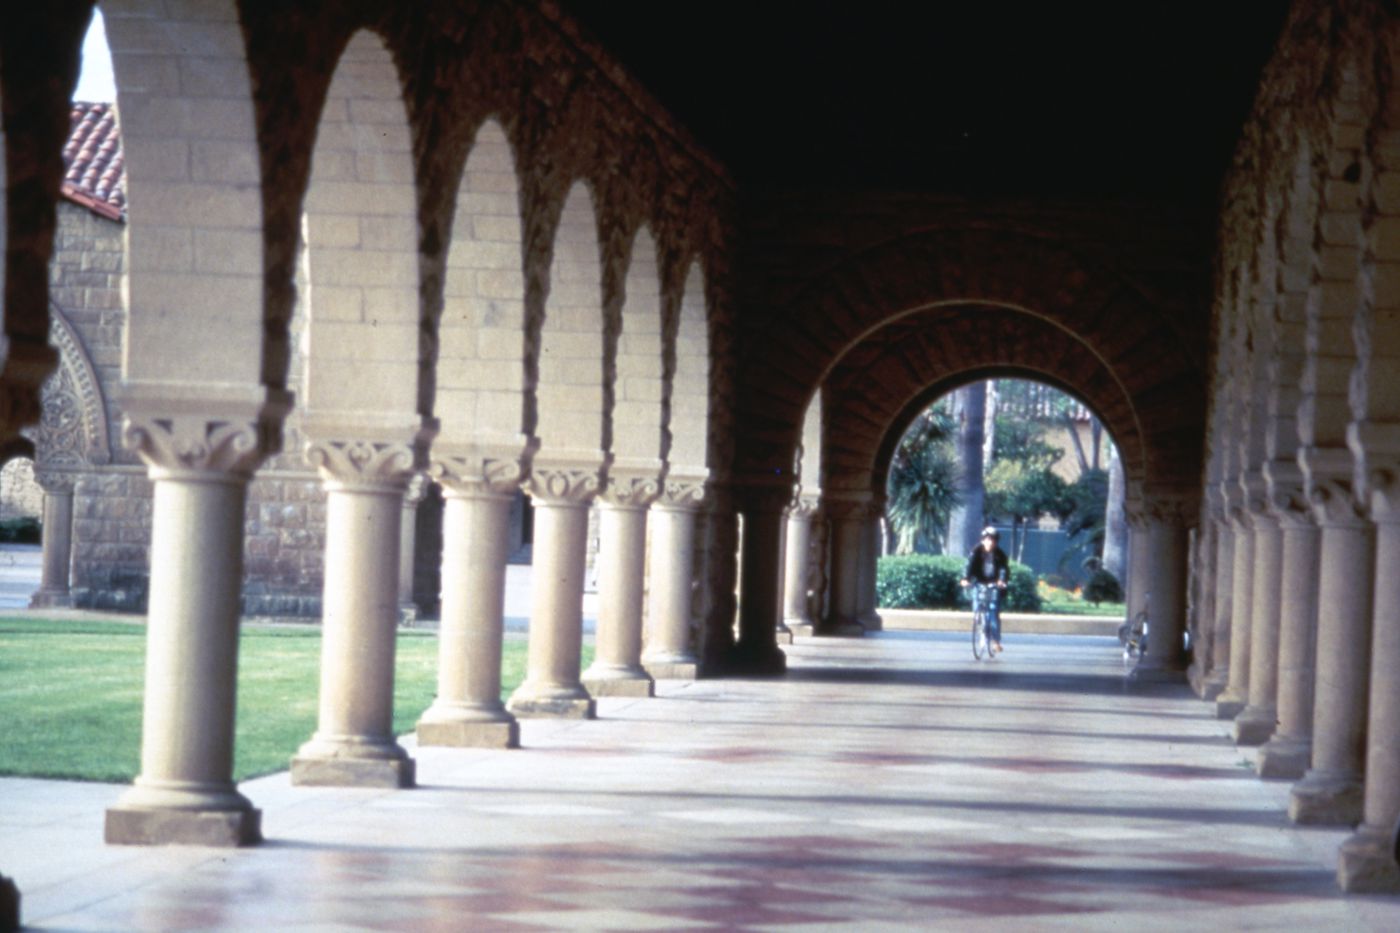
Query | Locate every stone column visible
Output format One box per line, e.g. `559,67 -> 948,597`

105,412 -> 284,847
1290,475 -> 1374,825
583,471 -> 661,697
726,484 -> 790,674
857,504 -> 884,631
1233,503 -> 1283,745
782,495 -> 820,637
416,455 -> 523,748
820,494 -> 868,636
292,439 -> 422,788
1257,479 -> 1320,779
642,477 -> 706,679
1216,505 -> 1255,720
29,469 -> 77,608
0,873 -> 17,931
1132,496 -> 1192,682
1187,511 -> 1217,695
1123,505 -> 1149,628
397,473 -> 427,625
1202,504 -> 1235,700
507,465 -> 600,718
1338,461 -> 1400,890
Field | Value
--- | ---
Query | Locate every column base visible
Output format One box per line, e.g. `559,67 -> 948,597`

1215,689 -> 1247,720
416,707 -> 520,749
717,641 -> 787,677
0,873 -> 16,931
582,667 -> 655,698
1199,669 -> 1229,701
506,687 -> 596,719
1338,824 -> 1400,893
775,625 -> 794,645
399,604 -> 418,627
291,736 -> 415,788
28,588 -> 73,609
815,620 -> 866,638
786,621 -> 816,637
1129,661 -> 1188,684
859,612 -> 884,632
105,805 -> 262,847
1256,735 -> 1311,780
1232,705 -> 1277,746
643,654 -> 700,681
1289,769 -> 1364,825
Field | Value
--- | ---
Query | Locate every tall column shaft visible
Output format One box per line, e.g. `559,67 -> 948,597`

508,474 -> 596,718
30,473 -> 76,608
584,472 -> 660,697
396,474 -> 425,622
1257,515 -> 1320,778
642,480 -> 705,679
782,497 -> 818,635
727,486 -> 789,673
1338,485 -> 1400,890
857,510 -> 884,631
1234,513 -> 1283,744
1188,516 -> 1217,693
416,472 -> 519,748
1289,509 -> 1373,824
293,448 -> 415,788
1202,515 -> 1235,699
105,409 -> 286,847
1217,516 -> 1255,718
820,496 -> 867,636
1132,497 -> 1192,682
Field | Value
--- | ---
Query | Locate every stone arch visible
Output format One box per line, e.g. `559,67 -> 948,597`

667,261 -> 711,482
612,226 -> 664,474
435,118 -> 528,463
733,228 -> 1205,495
821,305 -> 1146,497
23,302 -> 111,471
533,181 -> 605,469
300,29 -> 425,441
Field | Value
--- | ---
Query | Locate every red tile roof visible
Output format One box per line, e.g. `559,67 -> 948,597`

61,102 -> 125,221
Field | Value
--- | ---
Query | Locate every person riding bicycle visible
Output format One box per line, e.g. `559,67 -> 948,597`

960,527 -> 1010,653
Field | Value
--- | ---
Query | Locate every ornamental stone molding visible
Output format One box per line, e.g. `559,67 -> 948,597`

124,415 -> 276,478
1263,459 -> 1310,521
654,474 -> 708,511
305,439 -> 418,490
523,464 -> 602,505
788,494 -> 821,519
1140,494 -> 1200,529
428,452 -> 528,498
1307,475 -> 1369,527
1364,463 -> 1400,524
600,470 -> 662,509
25,303 -> 110,471
403,472 -> 430,506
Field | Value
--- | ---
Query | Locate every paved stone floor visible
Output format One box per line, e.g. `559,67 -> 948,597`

5,630 -> 1400,931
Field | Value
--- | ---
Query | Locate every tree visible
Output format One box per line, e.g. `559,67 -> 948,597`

1102,443 -> 1127,580
946,382 -> 986,556
983,458 -> 1070,561
886,406 -> 960,555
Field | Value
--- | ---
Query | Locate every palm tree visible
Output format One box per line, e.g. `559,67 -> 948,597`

886,409 -> 960,554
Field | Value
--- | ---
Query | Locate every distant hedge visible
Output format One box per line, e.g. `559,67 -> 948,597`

876,554 -> 1042,612
0,516 -> 40,544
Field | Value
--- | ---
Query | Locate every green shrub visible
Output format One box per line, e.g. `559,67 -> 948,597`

1083,568 -> 1124,604
0,517 -> 40,544
877,554 -> 1041,612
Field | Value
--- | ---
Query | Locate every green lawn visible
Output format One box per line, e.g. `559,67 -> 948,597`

0,617 -> 562,783
1036,596 -> 1127,617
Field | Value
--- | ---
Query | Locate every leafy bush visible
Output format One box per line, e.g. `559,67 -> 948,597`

0,517 -> 40,543
1083,568 -> 1124,604
877,554 -> 1042,612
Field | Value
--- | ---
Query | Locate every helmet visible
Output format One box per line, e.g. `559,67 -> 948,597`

980,527 -> 999,540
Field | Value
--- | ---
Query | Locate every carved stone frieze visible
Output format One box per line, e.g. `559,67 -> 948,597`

25,304 -> 110,471
124,415 -> 275,477
429,453 -> 527,498
523,465 -> 602,505
652,477 -> 707,511
1307,474 -> 1369,527
305,439 -> 418,490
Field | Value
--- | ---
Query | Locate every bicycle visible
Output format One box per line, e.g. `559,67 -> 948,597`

968,581 -> 1002,661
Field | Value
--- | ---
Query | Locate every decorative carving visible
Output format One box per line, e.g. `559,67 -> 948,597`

33,469 -> 79,495
787,494 -> 821,520
305,439 -> 417,488
124,415 -> 272,476
429,454 -> 527,498
1143,495 -> 1199,528
23,304 -> 111,470
654,477 -> 707,510
523,465 -> 602,505
403,472 -> 429,506
600,471 -> 662,508
1308,475 -> 1368,526
1367,464 -> 1400,523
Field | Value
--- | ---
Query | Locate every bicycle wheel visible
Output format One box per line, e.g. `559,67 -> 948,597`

972,608 -> 987,659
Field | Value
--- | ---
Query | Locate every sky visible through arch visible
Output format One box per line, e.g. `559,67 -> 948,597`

74,8 -> 115,103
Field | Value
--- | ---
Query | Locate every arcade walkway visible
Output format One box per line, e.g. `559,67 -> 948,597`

5,631 -> 1400,930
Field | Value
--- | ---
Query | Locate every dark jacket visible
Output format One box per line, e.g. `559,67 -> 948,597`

963,544 -> 1009,585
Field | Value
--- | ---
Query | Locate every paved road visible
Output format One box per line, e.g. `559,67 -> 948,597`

0,544 -> 39,610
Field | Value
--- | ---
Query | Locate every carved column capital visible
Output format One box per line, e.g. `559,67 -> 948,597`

403,472 -> 430,506
654,476 -> 708,511
1307,475 -> 1369,527
33,469 -> 80,495
429,453 -> 527,500
823,493 -> 873,523
305,439 -> 419,492
600,470 -> 662,509
124,415 -> 277,479
1141,494 -> 1198,529
787,493 -> 821,520
523,464 -> 602,505
1365,463 -> 1400,524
